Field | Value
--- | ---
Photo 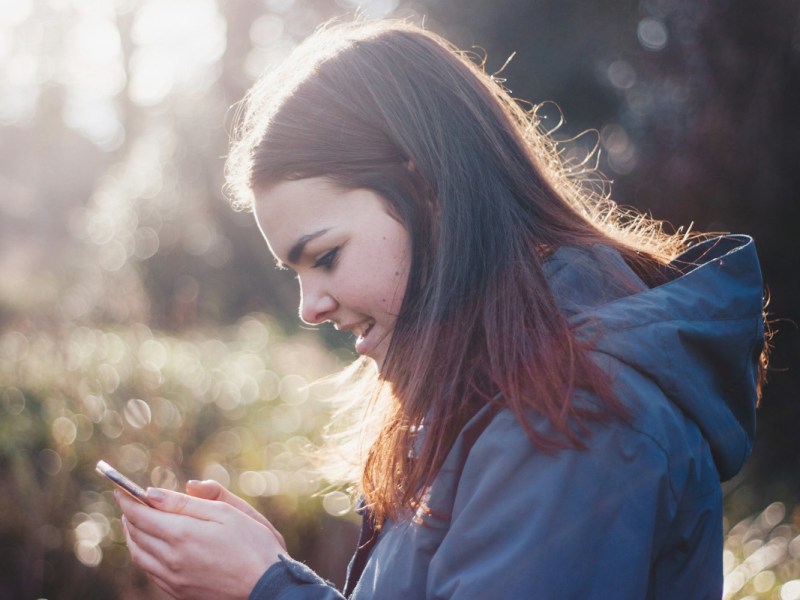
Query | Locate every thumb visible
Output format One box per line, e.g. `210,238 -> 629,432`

185,479 -> 225,501
187,481 -> 276,532
145,487 -> 222,521
185,481 -> 286,551
186,479 -> 255,516
186,480 -> 249,514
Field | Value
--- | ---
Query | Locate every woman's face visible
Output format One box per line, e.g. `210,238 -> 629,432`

254,177 -> 411,369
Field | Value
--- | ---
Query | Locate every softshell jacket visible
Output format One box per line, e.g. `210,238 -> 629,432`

249,235 -> 764,599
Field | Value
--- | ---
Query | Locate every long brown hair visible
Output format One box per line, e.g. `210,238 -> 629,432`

226,19 -> 689,524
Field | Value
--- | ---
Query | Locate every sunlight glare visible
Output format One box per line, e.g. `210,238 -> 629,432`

323,490 -> 351,516
123,398 -> 152,428
264,0 -> 294,13
202,462 -> 231,488
118,442 -> 149,472
150,466 -> 179,490
0,53 -> 39,125
54,14 -> 126,147
128,0 -> 225,106
0,0 -> 33,26
250,14 -> 284,46
62,97 -> 124,150
67,16 -> 121,66
74,540 -> 102,567
782,580 -> 800,600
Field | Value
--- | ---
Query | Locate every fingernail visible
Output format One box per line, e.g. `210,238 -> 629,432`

146,487 -> 166,503
187,479 -> 200,486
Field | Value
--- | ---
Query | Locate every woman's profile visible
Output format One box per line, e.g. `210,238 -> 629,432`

114,19 -> 768,599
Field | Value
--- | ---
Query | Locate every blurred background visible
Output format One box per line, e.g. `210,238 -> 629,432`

0,0 -> 798,598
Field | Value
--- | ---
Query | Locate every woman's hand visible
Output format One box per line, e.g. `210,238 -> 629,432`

116,486 -> 285,600
184,479 -> 286,551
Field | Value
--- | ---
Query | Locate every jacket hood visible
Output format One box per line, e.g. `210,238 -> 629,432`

545,235 -> 764,481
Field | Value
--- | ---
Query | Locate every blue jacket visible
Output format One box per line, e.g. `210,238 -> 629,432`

250,235 -> 764,599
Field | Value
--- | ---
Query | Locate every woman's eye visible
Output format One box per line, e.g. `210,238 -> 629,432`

312,247 -> 339,270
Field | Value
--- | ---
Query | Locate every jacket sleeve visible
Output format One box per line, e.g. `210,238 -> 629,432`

248,555 -> 346,600
425,407 -> 677,599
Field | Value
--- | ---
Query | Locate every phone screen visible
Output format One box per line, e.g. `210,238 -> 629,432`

96,460 -> 156,507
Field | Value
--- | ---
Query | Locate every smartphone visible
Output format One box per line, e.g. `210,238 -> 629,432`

96,460 -> 156,508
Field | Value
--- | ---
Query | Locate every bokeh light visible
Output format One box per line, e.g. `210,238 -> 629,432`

0,0 -> 796,597
637,18 -> 668,51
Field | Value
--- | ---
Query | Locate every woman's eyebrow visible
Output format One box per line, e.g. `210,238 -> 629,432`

287,228 -> 330,265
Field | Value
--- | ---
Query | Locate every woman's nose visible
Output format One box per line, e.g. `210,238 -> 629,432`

299,283 -> 338,325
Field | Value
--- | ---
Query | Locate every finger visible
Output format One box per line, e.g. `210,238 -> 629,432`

118,489 -> 202,547
115,488 -> 164,532
120,509 -> 130,536
185,479 -> 223,500
187,481 -> 269,525
123,515 -> 172,586
186,480 -> 254,516
185,479 -> 258,521
185,480 -> 287,550
144,487 -> 224,522
115,487 -> 152,523
124,513 -> 171,558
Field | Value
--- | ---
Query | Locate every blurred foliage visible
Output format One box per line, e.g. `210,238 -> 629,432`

0,0 -> 798,598
722,503 -> 800,599
0,315 -> 359,597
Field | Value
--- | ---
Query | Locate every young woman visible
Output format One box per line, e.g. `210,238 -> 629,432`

115,19 -> 768,599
